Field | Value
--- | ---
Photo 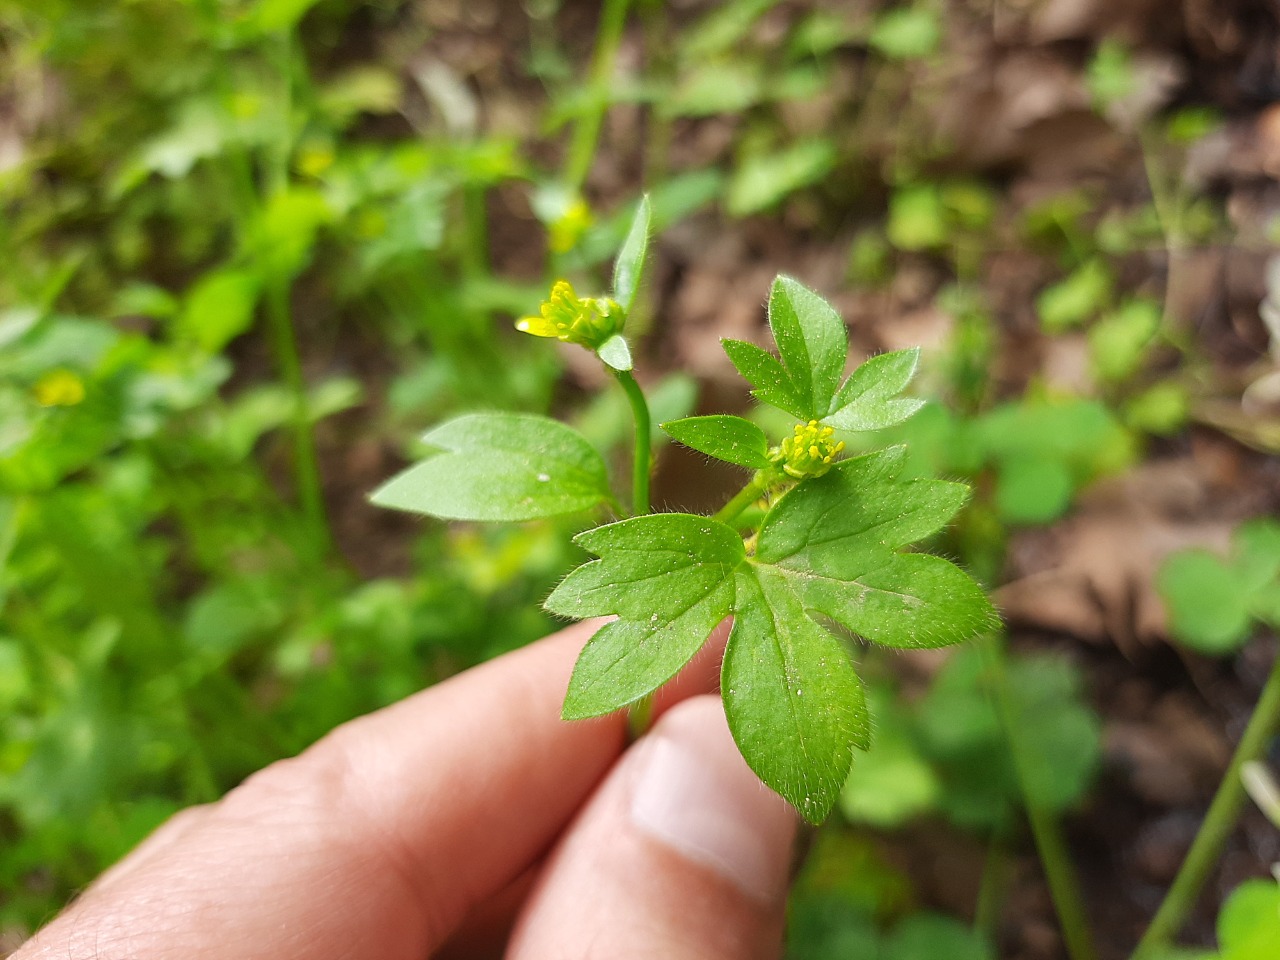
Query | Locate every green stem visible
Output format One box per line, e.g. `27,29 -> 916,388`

1132,650 -> 1280,959
983,638 -> 1099,960
627,693 -> 654,741
612,368 -> 651,516
265,279 -> 328,548
712,472 -> 771,528
565,0 -> 631,192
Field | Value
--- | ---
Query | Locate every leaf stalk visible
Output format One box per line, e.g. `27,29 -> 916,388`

712,472 -> 772,528
612,368 -> 651,516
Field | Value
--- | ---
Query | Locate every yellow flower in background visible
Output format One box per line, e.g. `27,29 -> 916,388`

516,280 -> 623,351
548,196 -> 593,254
775,420 -> 845,480
33,369 -> 86,408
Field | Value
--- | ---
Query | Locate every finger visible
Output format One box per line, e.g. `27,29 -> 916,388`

16,619 -> 713,960
506,695 -> 797,960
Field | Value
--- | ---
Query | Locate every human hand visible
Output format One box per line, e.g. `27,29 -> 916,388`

13,620 -> 797,959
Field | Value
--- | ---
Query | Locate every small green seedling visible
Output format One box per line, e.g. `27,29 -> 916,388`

373,198 -> 998,822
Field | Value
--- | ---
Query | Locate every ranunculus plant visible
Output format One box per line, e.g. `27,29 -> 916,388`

373,198 -> 998,822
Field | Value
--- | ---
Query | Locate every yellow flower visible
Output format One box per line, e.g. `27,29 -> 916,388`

774,420 -> 845,480
33,369 -> 86,408
549,197 -> 593,254
516,280 -> 623,350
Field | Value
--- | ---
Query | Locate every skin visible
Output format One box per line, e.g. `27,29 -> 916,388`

14,620 -> 797,960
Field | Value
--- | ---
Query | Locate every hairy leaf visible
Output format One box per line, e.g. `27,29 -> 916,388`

661,415 -> 771,469
724,564 -> 869,823
549,514 -> 743,718
721,338 -> 806,418
612,195 -> 651,313
768,276 -> 847,418
756,447 -> 968,568
826,348 -> 924,432
596,333 -> 633,372
370,413 -> 610,521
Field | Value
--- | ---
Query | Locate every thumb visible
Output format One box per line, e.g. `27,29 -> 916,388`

506,695 -> 797,959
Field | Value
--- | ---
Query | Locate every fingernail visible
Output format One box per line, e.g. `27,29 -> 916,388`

628,698 -> 795,902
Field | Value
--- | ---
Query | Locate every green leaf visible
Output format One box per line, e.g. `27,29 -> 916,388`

722,337 -> 807,418
1004,655 -> 1101,811
757,447 -> 968,569
548,514 -> 744,717
1089,298 -> 1161,383
839,691 -> 940,827
1218,879 -> 1280,960
726,140 -> 837,216
1158,549 -> 1253,655
785,552 -> 997,650
611,195 -> 651,313
768,276 -> 848,419
868,8 -> 941,61
596,333 -> 633,371
724,564 -> 869,823
826,348 -> 923,432
176,268 -> 261,353
882,914 -> 992,960
887,184 -> 948,251
1235,519 -> 1280,593
755,447 -> 995,649
1036,259 -> 1112,332
370,413 -> 611,521
253,0 -> 323,33
661,415 -> 770,469
995,456 -> 1074,525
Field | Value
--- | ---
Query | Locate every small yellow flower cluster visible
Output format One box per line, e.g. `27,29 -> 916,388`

775,420 -> 844,480
516,280 -> 623,351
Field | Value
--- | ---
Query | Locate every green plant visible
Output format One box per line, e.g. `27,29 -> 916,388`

374,201 -> 998,822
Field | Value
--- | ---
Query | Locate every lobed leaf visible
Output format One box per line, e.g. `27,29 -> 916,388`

756,447 -> 969,569
611,195 -> 651,313
721,338 -> 806,418
826,348 -> 924,432
661,415 -> 771,469
370,413 -> 610,521
783,553 -> 999,650
549,514 -> 744,718
723,565 -> 869,823
768,276 -> 847,418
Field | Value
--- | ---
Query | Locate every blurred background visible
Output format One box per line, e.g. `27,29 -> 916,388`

2,1 -> 1280,957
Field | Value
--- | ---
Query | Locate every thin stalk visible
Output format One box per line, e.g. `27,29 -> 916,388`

265,279 -> 328,547
262,30 -> 329,551
712,472 -> 771,528
1133,650 -> 1280,959
627,693 -> 654,741
983,638 -> 1099,960
612,368 -> 651,516
565,0 -> 631,193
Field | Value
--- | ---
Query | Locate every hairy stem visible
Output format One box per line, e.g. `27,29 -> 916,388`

565,0 -> 631,192
712,472 -> 771,528
983,638 -> 1099,960
1132,650 -> 1280,959
612,368 -> 651,516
